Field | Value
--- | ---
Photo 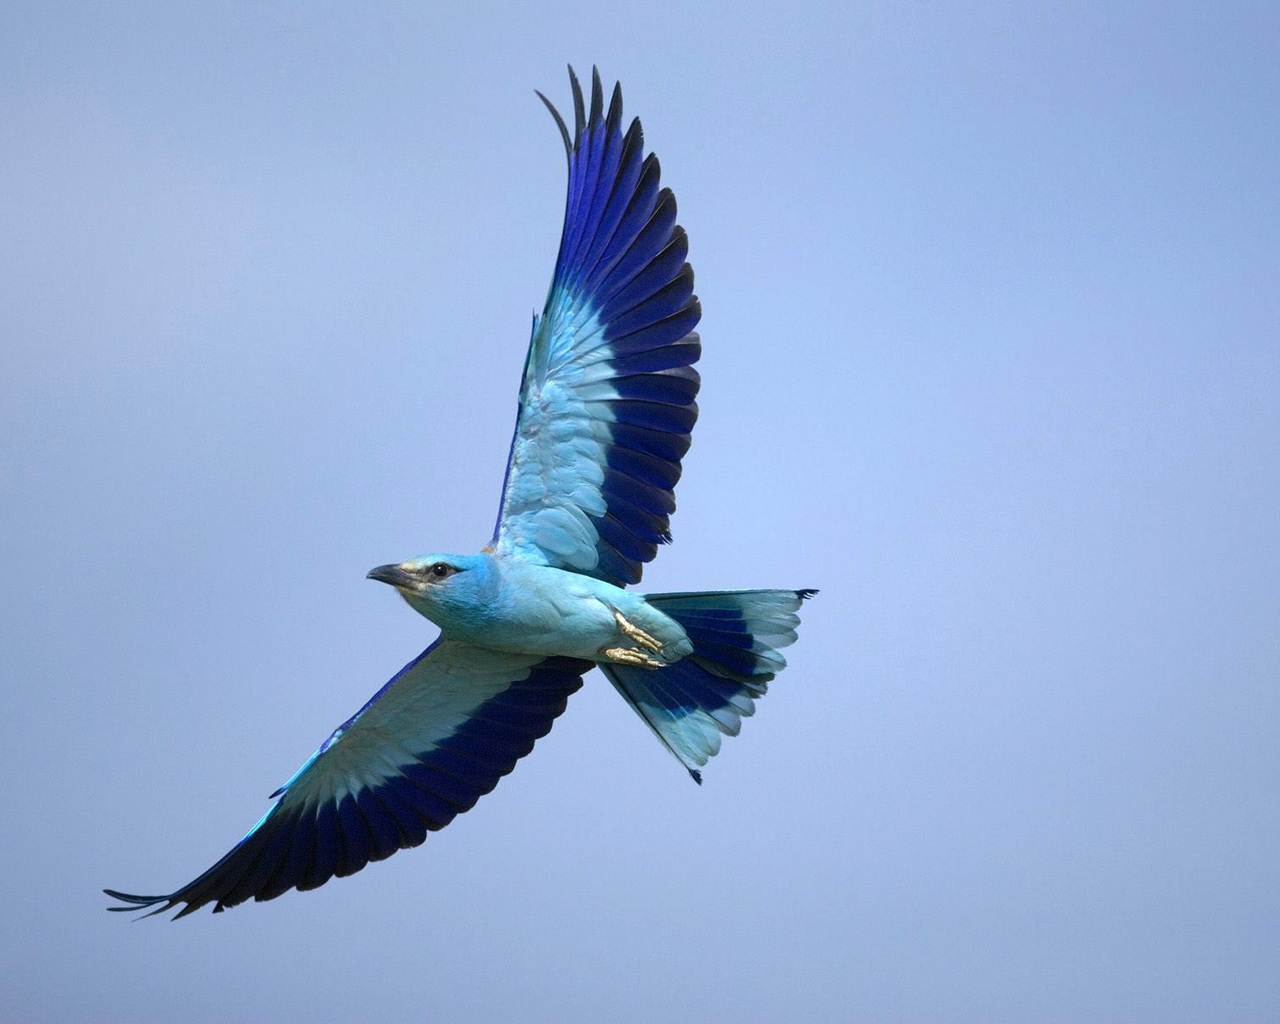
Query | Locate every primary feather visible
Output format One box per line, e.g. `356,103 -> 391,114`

492,66 -> 702,586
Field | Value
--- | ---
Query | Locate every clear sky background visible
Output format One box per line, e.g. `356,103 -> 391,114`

3,3 -> 1277,1021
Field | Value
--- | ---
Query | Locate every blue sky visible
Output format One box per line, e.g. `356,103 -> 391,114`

2,2 -> 1278,1020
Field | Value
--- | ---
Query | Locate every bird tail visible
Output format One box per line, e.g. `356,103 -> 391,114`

598,589 -> 816,783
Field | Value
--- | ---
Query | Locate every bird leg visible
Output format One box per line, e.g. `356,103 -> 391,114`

599,610 -> 667,668
600,646 -> 665,669
612,610 -> 663,651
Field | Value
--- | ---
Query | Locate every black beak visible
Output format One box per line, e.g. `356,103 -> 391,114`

367,564 -> 418,588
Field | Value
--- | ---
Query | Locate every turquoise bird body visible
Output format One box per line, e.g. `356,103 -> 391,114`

373,555 -> 694,664
107,68 -> 814,919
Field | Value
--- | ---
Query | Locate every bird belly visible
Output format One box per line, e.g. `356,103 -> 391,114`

467,563 -> 689,663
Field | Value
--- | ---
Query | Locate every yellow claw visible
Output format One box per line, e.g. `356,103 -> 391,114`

600,646 -> 664,669
612,610 -> 663,652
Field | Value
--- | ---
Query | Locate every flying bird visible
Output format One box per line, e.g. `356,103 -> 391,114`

107,67 -> 814,919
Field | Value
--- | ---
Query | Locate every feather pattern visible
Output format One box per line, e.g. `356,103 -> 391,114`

105,641 -> 590,918
492,66 -> 701,586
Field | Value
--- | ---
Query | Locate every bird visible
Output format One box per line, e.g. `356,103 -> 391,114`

106,66 -> 815,919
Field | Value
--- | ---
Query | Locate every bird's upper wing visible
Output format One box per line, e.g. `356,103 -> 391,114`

491,67 -> 702,587
105,641 -> 592,918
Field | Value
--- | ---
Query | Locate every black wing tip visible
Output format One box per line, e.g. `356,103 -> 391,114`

797,588 -> 819,601
103,887 -> 162,905
589,66 -> 604,125
606,79 -> 624,134
541,65 -> 633,160
688,767 -> 703,785
536,89 -> 573,157
570,65 -> 586,136
103,888 -> 185,919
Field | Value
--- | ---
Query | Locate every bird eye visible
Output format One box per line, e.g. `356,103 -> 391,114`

428,562 -> 454,580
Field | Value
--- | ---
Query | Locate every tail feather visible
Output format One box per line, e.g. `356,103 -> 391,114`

599,589 -> 815,782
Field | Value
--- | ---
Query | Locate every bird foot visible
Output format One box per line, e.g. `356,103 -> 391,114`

612,610 -> 663,652
601,646 -> 664,669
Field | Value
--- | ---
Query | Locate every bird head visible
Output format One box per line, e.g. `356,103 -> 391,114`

366,553 -> 488,628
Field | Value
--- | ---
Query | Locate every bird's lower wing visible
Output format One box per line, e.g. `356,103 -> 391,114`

491,66 -> 701,587
105,640 -> 592,918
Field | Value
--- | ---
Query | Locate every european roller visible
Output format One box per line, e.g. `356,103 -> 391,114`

107,67 -> 814,919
